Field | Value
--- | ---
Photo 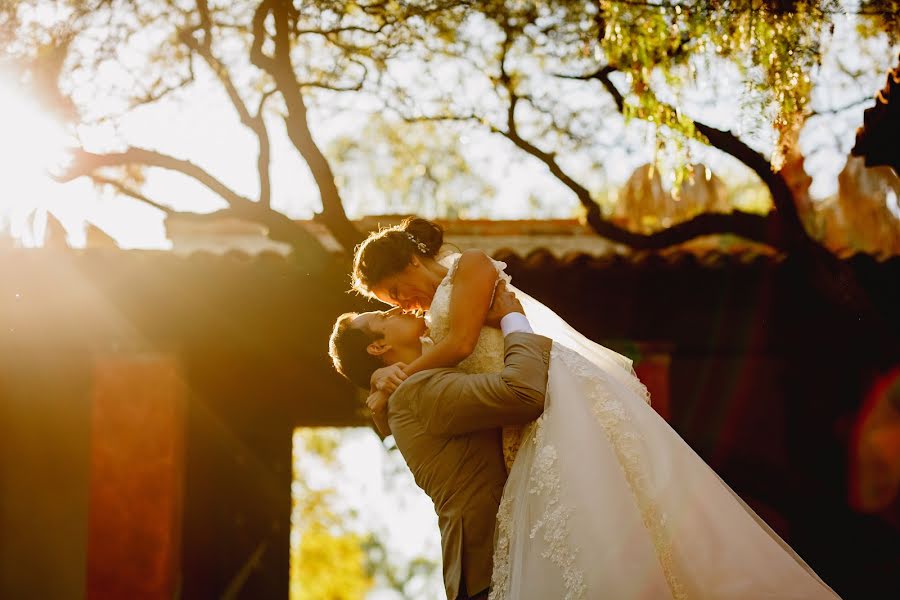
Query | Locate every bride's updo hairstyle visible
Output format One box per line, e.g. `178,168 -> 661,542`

352,217 -> 444,295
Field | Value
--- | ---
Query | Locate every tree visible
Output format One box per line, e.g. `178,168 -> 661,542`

290,428 -> 441,599
2,0 -> 897,259
4,0 -> 457,253
327,116 -> 497,218
367,0 -> 896,254
291,429 -> 373,599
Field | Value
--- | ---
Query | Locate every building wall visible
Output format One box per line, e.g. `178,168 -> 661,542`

1,249 -> 897,599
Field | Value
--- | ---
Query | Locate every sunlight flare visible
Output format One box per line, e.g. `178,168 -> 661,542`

0,75 -> 71,243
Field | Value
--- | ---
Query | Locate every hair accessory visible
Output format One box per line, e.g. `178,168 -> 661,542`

406,232 -> 429,254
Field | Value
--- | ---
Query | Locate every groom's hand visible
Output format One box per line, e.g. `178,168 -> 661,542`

366,390 -> 391,437
486,281 -> 524,328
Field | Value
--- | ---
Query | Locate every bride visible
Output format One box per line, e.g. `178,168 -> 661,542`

353,217 -> 840,599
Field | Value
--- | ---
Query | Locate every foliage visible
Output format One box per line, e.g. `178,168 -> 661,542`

291,429 -> 374,600
0,0 -> 897,252
291,428 -> 441,599
598,1 -> 839,170
328,117 -> 496,218
860,0 -> 900,42
291,523 -> 373,600
362,534 -> 441,599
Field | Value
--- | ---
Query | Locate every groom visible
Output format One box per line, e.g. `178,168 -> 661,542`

328,285 -> 552,600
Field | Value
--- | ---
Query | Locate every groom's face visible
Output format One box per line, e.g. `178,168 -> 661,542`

353,307 -> 427,360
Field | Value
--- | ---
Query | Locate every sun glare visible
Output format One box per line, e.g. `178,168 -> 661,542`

0,77 -> 72,244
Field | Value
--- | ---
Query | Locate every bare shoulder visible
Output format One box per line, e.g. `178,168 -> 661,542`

453,249 -> 495,281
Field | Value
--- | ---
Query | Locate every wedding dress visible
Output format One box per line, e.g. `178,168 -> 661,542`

423,253 -> 840,600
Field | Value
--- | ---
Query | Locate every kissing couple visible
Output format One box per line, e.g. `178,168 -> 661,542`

329,217 -> 840,600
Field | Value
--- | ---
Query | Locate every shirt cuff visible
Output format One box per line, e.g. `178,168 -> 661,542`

500,312 -> 534,336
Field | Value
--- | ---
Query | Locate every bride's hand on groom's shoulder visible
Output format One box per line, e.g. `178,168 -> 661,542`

371,363 -> 408,395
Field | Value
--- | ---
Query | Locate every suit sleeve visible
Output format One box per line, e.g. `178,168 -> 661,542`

407,332 -> 553,436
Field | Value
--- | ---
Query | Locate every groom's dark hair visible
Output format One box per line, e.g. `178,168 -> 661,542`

329,312 -> 385,389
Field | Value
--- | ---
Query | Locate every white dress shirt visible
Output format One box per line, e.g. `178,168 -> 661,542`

499,312 -> 534,336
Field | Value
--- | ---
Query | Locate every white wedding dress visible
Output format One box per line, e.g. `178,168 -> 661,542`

424,253 -> 840,600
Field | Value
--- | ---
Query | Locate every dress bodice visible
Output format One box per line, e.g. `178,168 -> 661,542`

423,253 -> 511,375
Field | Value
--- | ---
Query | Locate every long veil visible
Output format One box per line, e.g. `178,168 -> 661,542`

506,281 -> 840,598
512,285 -> 649,401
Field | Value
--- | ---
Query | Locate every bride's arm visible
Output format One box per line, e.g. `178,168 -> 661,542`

371,250 -> 497,393
367,254 -> 505,435
405,250 -> 497,372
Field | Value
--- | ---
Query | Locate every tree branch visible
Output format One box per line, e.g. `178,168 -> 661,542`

57,147 -> 250,206
90,174 -> 179,215
298,79 -> 364,92
295,24 -> 386,37
91,174 -> 238,221
573,64 -> 812,250
403,108 -> 777,248
54,146 -> 326,253
196,0 -> 212,48
179,28 -> 253,125
180,6 -> 273,207
557,65 -> 622,111
486,29 -> 776,249
249,0 -> 363,252
249,1 -> 278,74
130,67 -> 196,110
501,120 -> 777,248
809,96 -> 874,117
256,95 -> 273,209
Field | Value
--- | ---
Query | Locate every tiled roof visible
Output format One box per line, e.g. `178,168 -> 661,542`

163,214 -> 791,262
5,213 -> 898,264
4,245 -> 897,273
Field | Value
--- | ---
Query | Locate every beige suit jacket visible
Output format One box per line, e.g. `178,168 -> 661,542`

388,332 -> 552,599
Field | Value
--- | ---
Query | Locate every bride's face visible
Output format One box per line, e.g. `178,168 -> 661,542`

369,260 -> 437,313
